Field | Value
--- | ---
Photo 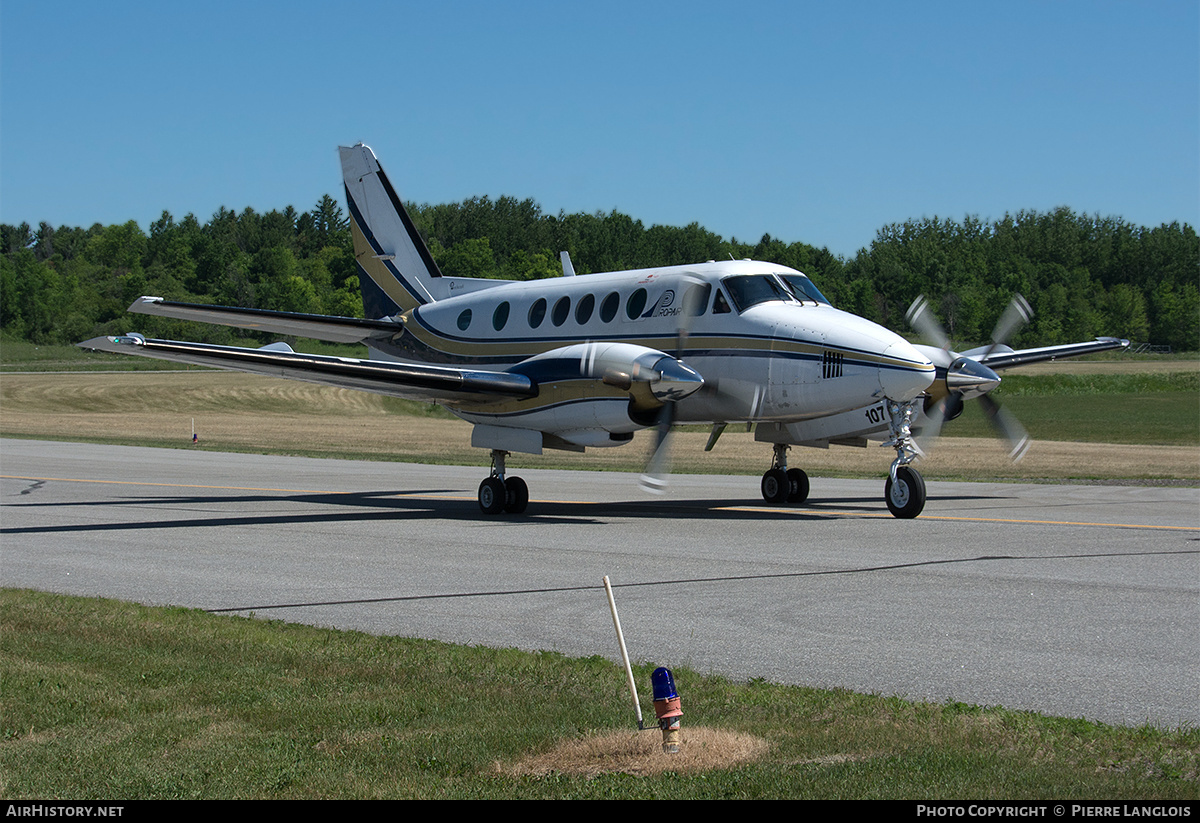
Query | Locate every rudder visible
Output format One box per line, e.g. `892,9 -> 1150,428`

340,143 -> 442,318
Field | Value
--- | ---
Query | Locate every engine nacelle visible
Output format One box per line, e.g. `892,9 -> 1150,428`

508,342 -> 703,405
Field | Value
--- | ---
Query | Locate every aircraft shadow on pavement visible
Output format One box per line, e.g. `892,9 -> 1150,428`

1,483 -> 1010,537
0,479 -> 1012,537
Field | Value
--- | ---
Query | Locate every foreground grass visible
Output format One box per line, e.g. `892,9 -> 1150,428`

1,589 -> 1196,800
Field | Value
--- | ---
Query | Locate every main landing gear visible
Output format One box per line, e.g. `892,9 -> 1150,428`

478,450 -> 528,514
760,443 -> 809,505
758,398 -> 929,518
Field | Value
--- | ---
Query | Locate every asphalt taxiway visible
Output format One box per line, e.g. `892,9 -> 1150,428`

2,438 -> 1196,728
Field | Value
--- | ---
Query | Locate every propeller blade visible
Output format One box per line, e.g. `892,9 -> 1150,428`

908,293 -> 1032,462
915,396 -> 948,451
640,274 -> 707,494
906,295 -> 950,351
982,294 -> 1032,359
639,403 -> 675,494
979,394 -> 1031,461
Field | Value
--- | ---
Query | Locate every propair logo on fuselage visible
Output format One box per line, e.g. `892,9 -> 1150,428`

641,289 -> 683,319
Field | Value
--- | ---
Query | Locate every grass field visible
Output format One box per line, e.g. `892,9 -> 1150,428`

2,589 -> 1196,800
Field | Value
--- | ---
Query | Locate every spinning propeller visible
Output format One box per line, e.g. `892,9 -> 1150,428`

906,294 -> 1032,460
639,279 -> 708,493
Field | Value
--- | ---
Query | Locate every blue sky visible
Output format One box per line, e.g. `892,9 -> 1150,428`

2,0 -> 1196,259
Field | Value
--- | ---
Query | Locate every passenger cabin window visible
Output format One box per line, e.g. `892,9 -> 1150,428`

456,309 -> 472,331
575,293 -> 595,324
552,296 -> 571,327
779,274 -> 831,305
626,288 -> 648,319
600,292 -> 619,322
492,301 -> 510,331
528,298 -> 547,328
721,275 -> 794,312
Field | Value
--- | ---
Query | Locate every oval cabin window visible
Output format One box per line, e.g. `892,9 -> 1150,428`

528,298 -> 547,328
575,294 -> 595,324
626,288 -> 648,320
600,292 -> 619,322
492,301 -> 510,331
552,296 -> 571,327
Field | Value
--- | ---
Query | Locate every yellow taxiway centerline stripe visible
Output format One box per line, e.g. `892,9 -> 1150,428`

5,475 -> 1196,532
716,506 -> 1199,531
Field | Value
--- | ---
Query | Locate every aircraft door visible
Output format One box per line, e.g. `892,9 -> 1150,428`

767,319 -> 823,417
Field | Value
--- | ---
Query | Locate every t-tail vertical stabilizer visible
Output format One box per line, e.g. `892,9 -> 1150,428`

340,143 -> 442,318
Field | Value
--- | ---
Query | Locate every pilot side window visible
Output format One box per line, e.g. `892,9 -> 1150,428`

778,274 -> 831,306
713,289 -> 731,314
528,298 -> 547,328
492,301 -> 510,331
575,293 -> 595,324
600,292 -> 620,322
552,296 -> 571,327
721,275 -> 792,312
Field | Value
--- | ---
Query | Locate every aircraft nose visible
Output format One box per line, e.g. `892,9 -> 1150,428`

879,339 -> 935,401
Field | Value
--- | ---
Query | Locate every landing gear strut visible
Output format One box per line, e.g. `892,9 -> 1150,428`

760,443 -> 809,505
882,398 -> 926,518
478,450 -> 529,514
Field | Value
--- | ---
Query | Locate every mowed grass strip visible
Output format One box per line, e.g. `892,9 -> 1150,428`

2,589 -> 1196,800
2,368 -> 1196,482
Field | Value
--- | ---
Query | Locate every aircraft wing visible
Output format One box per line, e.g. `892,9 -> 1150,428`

77,334 -> 536,405
127,296 -> 400,344
966,337 -> 1130,370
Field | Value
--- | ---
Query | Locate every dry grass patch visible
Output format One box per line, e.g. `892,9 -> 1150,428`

3,371 -> 1197,481
498,726 -> 771,778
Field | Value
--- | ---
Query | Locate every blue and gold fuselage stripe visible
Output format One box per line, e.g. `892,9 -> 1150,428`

387,310 -> 933,378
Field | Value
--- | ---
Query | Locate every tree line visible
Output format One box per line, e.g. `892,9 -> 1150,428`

1,195 -> 1196,351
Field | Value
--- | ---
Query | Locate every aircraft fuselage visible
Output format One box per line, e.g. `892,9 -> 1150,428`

364,260 -> 934,443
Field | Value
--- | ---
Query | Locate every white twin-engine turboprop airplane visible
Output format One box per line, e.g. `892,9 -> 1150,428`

81,144 -> 1128,518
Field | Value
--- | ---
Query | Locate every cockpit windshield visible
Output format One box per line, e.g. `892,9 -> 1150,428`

778,274 -> 831,305
720,275 -> 795,312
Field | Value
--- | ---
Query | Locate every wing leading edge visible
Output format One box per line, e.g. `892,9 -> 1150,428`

78,334 -> 536,405
967,337 -> 1130,370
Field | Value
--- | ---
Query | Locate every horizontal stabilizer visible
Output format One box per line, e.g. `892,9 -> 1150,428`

127,296 -> 401,344
78,335 -> 537,405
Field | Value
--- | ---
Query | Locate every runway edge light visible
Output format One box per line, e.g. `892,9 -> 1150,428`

651,666 -> 682,754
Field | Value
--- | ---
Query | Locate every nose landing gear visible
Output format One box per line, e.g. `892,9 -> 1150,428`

885,465 -> 925,518
882,398 -> 926,519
